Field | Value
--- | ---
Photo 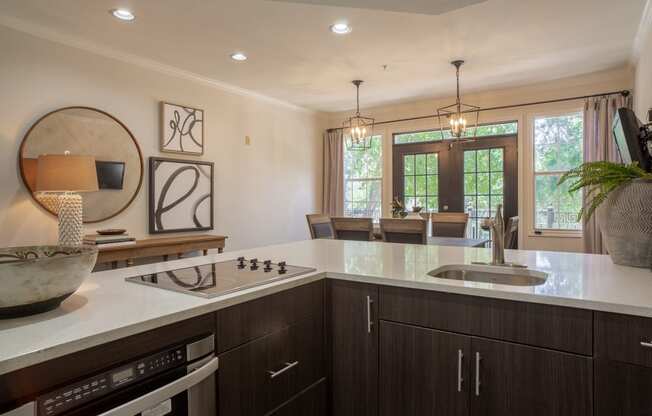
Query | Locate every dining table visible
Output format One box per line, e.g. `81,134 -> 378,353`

426,236 -> 489,248
372,225 -> 489,247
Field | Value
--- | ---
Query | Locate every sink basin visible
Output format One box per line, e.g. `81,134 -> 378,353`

428,264 -> 548,286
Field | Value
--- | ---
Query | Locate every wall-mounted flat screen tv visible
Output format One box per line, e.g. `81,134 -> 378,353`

96,161 -> 125,190
612,108 -> 651,172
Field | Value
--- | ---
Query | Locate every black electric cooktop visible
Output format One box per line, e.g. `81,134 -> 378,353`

125,258 -> 316,298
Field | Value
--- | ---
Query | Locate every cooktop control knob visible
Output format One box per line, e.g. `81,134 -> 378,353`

250,258 -> 259,270
278,261 -> 287,274
263,260 -> 272,272
237,257 -> 246,269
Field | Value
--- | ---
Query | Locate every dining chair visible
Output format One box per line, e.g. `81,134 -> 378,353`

504,216 -> 519,249
331,217 -> 375,241
305,214 -> 335,239
379,218 -> 427,245
431,212 -> 469,238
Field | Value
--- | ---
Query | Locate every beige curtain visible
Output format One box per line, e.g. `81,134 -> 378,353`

582,94 -> 631,253
323,129 -> 344,216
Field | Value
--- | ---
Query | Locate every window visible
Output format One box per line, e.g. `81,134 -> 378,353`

403,153 -> 438,211
394,121 -> 518,145
464,148 -> 504,239
344,136 -> 382,220
533,112 -> 583,231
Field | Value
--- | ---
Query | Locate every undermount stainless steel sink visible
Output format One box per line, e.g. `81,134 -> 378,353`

428,264 -> 548,286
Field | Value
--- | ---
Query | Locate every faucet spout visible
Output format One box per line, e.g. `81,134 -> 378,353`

480,204 -> 505,265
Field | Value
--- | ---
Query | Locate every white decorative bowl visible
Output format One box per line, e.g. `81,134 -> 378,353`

0,246 -> 98,318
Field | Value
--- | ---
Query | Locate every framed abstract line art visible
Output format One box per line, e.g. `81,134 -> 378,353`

149,157 -> 214,233
160,102 -> 204,155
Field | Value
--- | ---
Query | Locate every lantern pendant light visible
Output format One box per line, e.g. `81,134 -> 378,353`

436,60 -> 480,144
343,80 -> 375,151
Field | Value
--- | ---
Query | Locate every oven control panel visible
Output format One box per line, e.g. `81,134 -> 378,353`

37,346 -> 187,416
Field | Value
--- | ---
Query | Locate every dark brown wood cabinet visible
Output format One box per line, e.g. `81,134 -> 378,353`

327,280 -> 379,416
380,285 -> 593,355
595,359 -> 652,416
379,321 -> 470,416
595,311 -> 652,416
471,338 -> 593,416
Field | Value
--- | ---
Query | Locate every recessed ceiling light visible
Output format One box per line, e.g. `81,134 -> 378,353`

111,8 -> 135,21
330,22 -> 351,35
230,52 -> 248,61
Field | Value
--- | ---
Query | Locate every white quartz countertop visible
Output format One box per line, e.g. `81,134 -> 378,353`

2,239 -> 652,375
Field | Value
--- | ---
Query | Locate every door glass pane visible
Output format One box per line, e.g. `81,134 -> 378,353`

403,152 -> 438,212
415,154 -> 426,175
464,148 -> 504,239
404,154 -> 415,175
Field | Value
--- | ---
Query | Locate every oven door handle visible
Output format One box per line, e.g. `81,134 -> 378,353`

97,355 -> 218,416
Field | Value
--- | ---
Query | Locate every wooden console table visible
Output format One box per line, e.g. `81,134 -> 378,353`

96,235 -> 227,269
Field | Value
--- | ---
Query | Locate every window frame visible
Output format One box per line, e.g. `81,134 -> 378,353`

393,120 -> 519,145
528,109 -> 584,237
343,135 -> 383,221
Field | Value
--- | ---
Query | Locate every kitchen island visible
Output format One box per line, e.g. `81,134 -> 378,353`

2,239 -> 652,415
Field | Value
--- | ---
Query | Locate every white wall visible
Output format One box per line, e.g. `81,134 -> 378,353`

328,67 -> 634,252
634,12 -> 652,121
0,26 -> 326,251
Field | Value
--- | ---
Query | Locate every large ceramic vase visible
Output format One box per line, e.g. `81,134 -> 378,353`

601,179 -> 652,268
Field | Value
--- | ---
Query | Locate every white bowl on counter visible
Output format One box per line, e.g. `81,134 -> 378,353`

0,246 -> 98,319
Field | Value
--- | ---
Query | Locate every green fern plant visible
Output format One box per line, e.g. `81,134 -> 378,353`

558,161 -> 652,221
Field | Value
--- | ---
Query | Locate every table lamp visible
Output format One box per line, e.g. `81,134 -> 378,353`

35,153 -> 98,246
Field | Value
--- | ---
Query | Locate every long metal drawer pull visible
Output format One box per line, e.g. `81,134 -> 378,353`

475,352 -> 481,397
641,341 -> 652,348
268,361 -> 299,379
366,295 -> 374,334
457,349 -> 464,392
98,356 -> 218,416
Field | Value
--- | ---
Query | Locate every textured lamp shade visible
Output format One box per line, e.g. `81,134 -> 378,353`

35,154 -> 98,246
35,154 -> 98,192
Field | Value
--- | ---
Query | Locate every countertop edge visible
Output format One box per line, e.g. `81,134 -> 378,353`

3,266 -> 652,376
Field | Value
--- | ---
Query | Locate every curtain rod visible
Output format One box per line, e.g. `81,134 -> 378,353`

327,89 -> 630,132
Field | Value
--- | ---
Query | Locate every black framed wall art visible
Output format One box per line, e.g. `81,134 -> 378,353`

149,157 -> 214,233
160,102 -> 204,155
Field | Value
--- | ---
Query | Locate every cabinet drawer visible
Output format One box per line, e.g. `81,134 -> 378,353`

380,285 -> 592,355
269,379 -> 326,416
216,280 -> 323,352
595,311 -> 652,367
218,316 -> 324,416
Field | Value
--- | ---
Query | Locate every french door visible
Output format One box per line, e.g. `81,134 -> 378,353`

393,135 -> 517,239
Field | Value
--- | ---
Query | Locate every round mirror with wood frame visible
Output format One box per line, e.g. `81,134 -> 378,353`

19,107 -> 144,223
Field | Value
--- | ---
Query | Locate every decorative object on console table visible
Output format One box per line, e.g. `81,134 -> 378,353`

0,245 -> 97,318
35,153 -> 99,246
160,102 -> 204,155
149,157 -> 214,233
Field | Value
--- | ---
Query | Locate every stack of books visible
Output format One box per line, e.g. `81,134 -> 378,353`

83,234 -> 136,247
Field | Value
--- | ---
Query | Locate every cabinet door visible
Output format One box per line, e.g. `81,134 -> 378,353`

328,280 -> 378,416
471,338 -> 592,416
595,359 -> 652,416
379,321 -> 470,416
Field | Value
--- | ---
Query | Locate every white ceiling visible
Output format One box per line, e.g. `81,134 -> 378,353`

0,0 -> 646,112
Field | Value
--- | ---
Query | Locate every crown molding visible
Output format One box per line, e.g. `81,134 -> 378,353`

632,0 -> 652,64
0,15 -> 316,114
